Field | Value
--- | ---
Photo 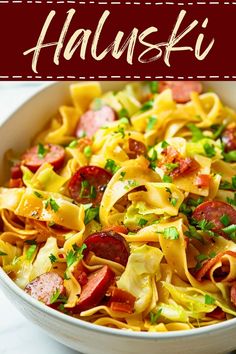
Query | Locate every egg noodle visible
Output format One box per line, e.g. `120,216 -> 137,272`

1,81 -> 236,332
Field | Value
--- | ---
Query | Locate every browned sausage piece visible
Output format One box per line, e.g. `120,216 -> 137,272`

159,81 -> 203,103
84,231 -> 130,266
192,201 -> 236,236
222,124 -> 236,152
22,144 -> 65,172
74,265 -> 115,312
128,138 -> 147,158
68,166 -> 112,206
76,106 -> 117,139
25,272 -> 65,306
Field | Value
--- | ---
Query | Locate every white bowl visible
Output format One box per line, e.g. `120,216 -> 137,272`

0,81 -> 236,354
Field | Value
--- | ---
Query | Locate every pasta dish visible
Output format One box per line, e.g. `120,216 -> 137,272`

1,81 -> 236,332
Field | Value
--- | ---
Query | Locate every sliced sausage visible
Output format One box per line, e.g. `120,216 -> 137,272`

76,106 -> 117,139
196,250 -> 236,282
68,166 -> 112,206
222,124 -> 236,152
194,174 -> 211,188
74,265 -> 115,312
159,81 -> 203,103
230,282 -> 236,307
192,201 -> 236,236
108,287 -> 136,314
128,138 -> 147,158
207,307 -> 226,320
84,231 -> 130,266
11,163 -> 22,179
22,144 -> 65,172
73,261 -> 88,286
25,272 -> 65,306
9,178 -> 24,188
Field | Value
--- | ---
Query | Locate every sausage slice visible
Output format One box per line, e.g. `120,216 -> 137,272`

159,81 -> 203,103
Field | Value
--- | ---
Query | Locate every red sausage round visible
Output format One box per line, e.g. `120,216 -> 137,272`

68,166 -> 112,206
222,125 -> 236,152
22,144 -> 65,172
84,231 -> 130,266
128,138 -> 147,158
159,81 -> 203,103
74,265 -> 115,312
192,201 -> 236,236
25,272 -> 65,306
76,106 -> 117,139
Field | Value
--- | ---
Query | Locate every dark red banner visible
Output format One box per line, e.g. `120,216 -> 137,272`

0,1 -> 235,80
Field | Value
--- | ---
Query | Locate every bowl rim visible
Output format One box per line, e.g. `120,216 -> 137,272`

0,80 -> 236,340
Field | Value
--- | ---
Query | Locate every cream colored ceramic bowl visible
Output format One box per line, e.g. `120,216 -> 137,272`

0,81 -> 236,354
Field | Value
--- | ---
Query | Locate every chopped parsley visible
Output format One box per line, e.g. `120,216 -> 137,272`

26,244 -> 37,261
118,108 -> 129,119
45,197 -> 60,212
105,159 -> 120,174
220,214 -> 230,227
220,176 -> 236,191
119,171 -> 126,181
162,175 -> 173,183
84,206 -> 99,225
34,191 -> 43,199
83,146 -> 92,158
161,140 -> 169,149
163,226 -> 179,240
227,193 -> 236,207
146,116 -> 157,132
115,126 -> 125,138
68,140 -> 78,149
138,218 -> 148,227
184,225 -> 204,243
203,143 -> 216,158
212,124 -> 226,140
196,219 -> 215,232
187,124 -> 205,142
49,253 -> 57,264
37,143 -> 47,158
222,224 -> 236,234
124,180 -> 139,190
0,251 -> 8,256
188,197 -> 204,208
150,308 -> 162,324
170,198 -> 178,207
223,150 -> 236,162
140,100 -> 154,112
66,243 -> 87,268
50,288 -> 61,304
165,162 -> 179,173
149,81 -> 158,94
205,294 -> 215,305
90,185 -> 97,199
195,252 -> 216,271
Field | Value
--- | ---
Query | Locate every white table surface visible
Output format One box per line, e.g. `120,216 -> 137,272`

0,82 -> 236,354
0,82 -> 81,354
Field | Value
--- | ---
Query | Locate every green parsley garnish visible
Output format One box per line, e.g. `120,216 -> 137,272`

90,185 -> 97,199
196,219 -> 215,232
34,191 -> 43,199
149,81 -> 158,94
68,140 -> 78,149
222,224 -> 236,234
170,198 -> 178,207
220,214 -> 230,227
188,197 -> 204,207
165,162 -> 179,173
80,180 -> 90,198
140,100 -> 154,112
49,253 -> 57,264
146,116 -> 157,132
118,108 -> 129,119
220,176 -> 236,191
148,149 -> 157,162
83,146 -> 92,158
115,126 -> 125,138
203,143 -> 216,158
138,218 -> 148,227
187,124 -> 205,142
105,159 -> 120,174
119,171 -> 126,181
184,225 -> 204,243
162,175 -> 173,183
163,227 -> 179,240
150,308 -> 162,324
124,180 -> 139,190
0,251 -> 8,256
205,294 -> 215,305
212,124 -> 226,140
161,140 -> 169,149
223,150 -> 236,162
232,176 -> 236,189
50,288 -> 61,304
227,193 -> 236,207
66,243 -> 87,268
26,244 -> 37,261
84,206 -> 99,225
45,197 -> 60,212
37,143 -> 47,158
